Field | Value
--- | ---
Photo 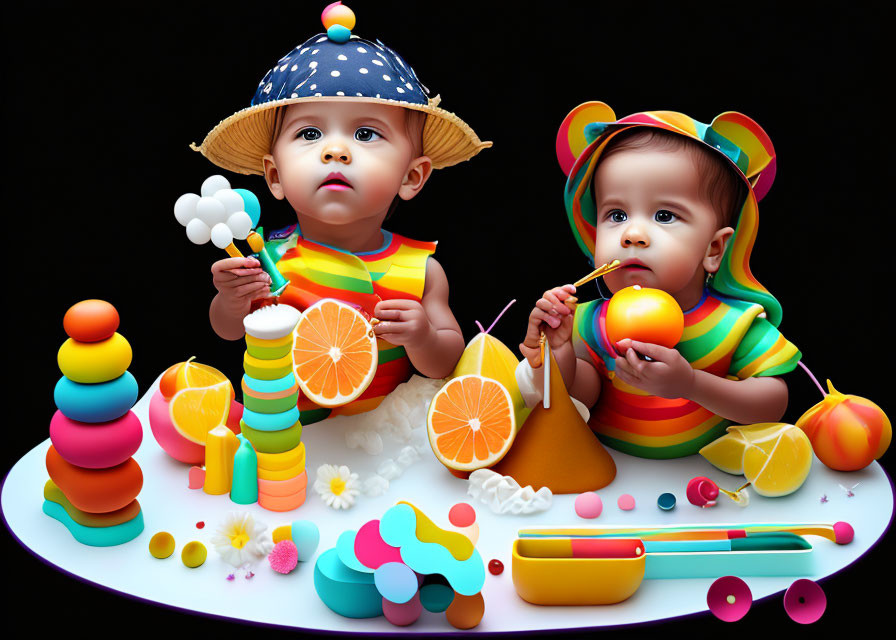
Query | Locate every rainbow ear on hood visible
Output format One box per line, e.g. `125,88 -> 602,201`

556,102 -> 617,176
709,112 -> 777,201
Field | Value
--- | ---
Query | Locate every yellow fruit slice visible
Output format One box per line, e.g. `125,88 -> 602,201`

699,428 -> 750,475
169,381 -> 234,444
427,374 -> 516,472
177,357 -> 230,389
736,423 -> 813,497
292,299 -> 377,408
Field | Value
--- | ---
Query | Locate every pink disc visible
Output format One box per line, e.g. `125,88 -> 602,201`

449,502 -> 476,528
783,579 -> 826,624
354,519 -> 402,570
707,576 -> 752,622
49,409 -> 142,469
574,492 -> 603,518
382,592 -> 422,627
617,494 -> 636,511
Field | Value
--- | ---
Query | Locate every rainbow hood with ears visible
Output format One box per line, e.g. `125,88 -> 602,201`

556,102 -> 782,327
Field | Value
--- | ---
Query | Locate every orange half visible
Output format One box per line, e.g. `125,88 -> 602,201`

427,374 -> 516,472
169,380 -> 234,444
292,299 -> 377,408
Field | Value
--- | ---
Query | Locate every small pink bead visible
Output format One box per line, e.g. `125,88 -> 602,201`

575,492 -> 603,519
449,502 -> 476,528
617,494 -> 636,511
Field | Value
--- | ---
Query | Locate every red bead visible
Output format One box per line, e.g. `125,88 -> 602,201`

449,502 -> 476,528
488,559 -> 504,575
196,521 -> 205,529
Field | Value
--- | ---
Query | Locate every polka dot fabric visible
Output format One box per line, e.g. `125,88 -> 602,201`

253,35 -> 429,106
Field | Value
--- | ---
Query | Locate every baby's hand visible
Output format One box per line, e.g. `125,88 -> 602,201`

211,257 -> 272,317
613,339 -> 695,399
519,284 -> 577,367
373,299 -> 433,348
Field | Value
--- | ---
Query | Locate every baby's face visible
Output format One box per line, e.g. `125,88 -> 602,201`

592,147 -> 732,302
265,101 -> 422,228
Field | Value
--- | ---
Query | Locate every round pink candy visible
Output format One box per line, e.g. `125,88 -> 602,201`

449,502 -> 476,528
617,494 -> 636,511
382,592 -> 422,627
575,492 -> 603,519
49,409 -> 142,469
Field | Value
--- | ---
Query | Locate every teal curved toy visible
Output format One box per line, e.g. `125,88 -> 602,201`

380,503 -> 485,596
314,548 -> 383,619
42,500 -> 144,547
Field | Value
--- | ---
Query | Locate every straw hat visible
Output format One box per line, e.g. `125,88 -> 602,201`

191,5 -> 490,175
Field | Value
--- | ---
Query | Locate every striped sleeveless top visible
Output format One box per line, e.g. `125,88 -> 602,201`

572,288 -> 801,459
263,226 -> 436,424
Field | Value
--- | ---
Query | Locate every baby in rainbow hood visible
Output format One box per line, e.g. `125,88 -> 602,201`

193,3 -> 489,425
520,102 -> 801,459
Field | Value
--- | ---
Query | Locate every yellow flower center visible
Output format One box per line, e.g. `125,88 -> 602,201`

229,530 -> 250,549
330,476 -> 346,496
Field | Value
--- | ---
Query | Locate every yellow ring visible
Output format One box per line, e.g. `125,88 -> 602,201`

256,442 -> 306,472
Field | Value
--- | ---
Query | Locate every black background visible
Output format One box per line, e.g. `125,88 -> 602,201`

2,1 -> 891,638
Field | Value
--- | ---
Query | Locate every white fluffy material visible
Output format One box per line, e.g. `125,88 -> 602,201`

467,469 -> 553,515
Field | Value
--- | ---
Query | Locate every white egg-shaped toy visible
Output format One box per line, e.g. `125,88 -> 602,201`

211,223 -> 234,249
195,197 -> 227,226
201,174 -> 230,197
213,188 -> 245,215
186,218 -> 212,245
174,193 -> 200,226
227,211 -> 254,240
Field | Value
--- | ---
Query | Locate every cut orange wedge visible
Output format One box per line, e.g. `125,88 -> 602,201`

169,380 -> 234,444
292,299 -> 377,408
427,374 -> 516,472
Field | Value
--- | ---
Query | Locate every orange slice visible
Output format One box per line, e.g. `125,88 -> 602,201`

427,374 -> 516,472
169,381 -> 234,444
292,299 -> 377,408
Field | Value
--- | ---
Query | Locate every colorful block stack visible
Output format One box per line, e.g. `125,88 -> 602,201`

44,300 -> 145,546
240,304 -> 307,512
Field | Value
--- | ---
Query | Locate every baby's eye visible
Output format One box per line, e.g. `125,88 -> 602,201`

608,209 -> 627,223
355,127 -> 381,142
297,127 -> 322,141
655,209 -> 677,223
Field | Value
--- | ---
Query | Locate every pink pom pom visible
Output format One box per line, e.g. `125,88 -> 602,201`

268,540 -> 299,574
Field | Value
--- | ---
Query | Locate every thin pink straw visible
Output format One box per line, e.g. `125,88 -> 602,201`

474,320 -> 486,333
485,299 -> 517,335
798,361 -> 827,398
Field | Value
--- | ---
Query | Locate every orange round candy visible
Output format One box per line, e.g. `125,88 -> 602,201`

46,445 -> 143,513
63,300 -> 120,343
605,286 -> 684,352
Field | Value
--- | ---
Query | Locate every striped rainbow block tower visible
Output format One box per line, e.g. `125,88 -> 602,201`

240,304 -> 307,511
44,300 -> 145,546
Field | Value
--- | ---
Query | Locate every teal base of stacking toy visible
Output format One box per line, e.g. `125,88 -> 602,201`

313,548 -> 383,619
42,500 -> 144,547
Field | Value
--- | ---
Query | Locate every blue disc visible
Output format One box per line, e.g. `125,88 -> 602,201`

327,24 -> 351,43
54,372 -> 138,423
374,562 -> 418,604
657,492 -> 677,511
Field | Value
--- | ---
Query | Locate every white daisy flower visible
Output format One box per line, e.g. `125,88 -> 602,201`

211,512 -> 273,568
314,464 -> 360,510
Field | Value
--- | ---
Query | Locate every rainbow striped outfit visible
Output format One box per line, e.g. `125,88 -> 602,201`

572,289 -> 801,459
263,226 -> 436,425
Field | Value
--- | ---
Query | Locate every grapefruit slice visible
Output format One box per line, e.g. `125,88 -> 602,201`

292,299 -> 377,408
169,380 -> 234,444
427,374 -> 516,472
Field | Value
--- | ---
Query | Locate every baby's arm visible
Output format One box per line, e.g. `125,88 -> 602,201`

209,257 -> 272,340
373,258 -> 464,379
614,339 -> 788,424
519,285 -> 602,407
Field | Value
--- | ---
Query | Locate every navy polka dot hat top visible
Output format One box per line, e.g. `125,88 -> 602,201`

192,3 -> 490,176
253,35 -> 429,106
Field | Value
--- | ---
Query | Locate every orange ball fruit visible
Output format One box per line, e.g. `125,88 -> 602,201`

796,379 -> 891,471
605,286 -> 684,352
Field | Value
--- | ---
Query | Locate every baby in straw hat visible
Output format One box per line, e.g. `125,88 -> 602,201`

519,102 -> 800,459
193,3 -> 489,424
